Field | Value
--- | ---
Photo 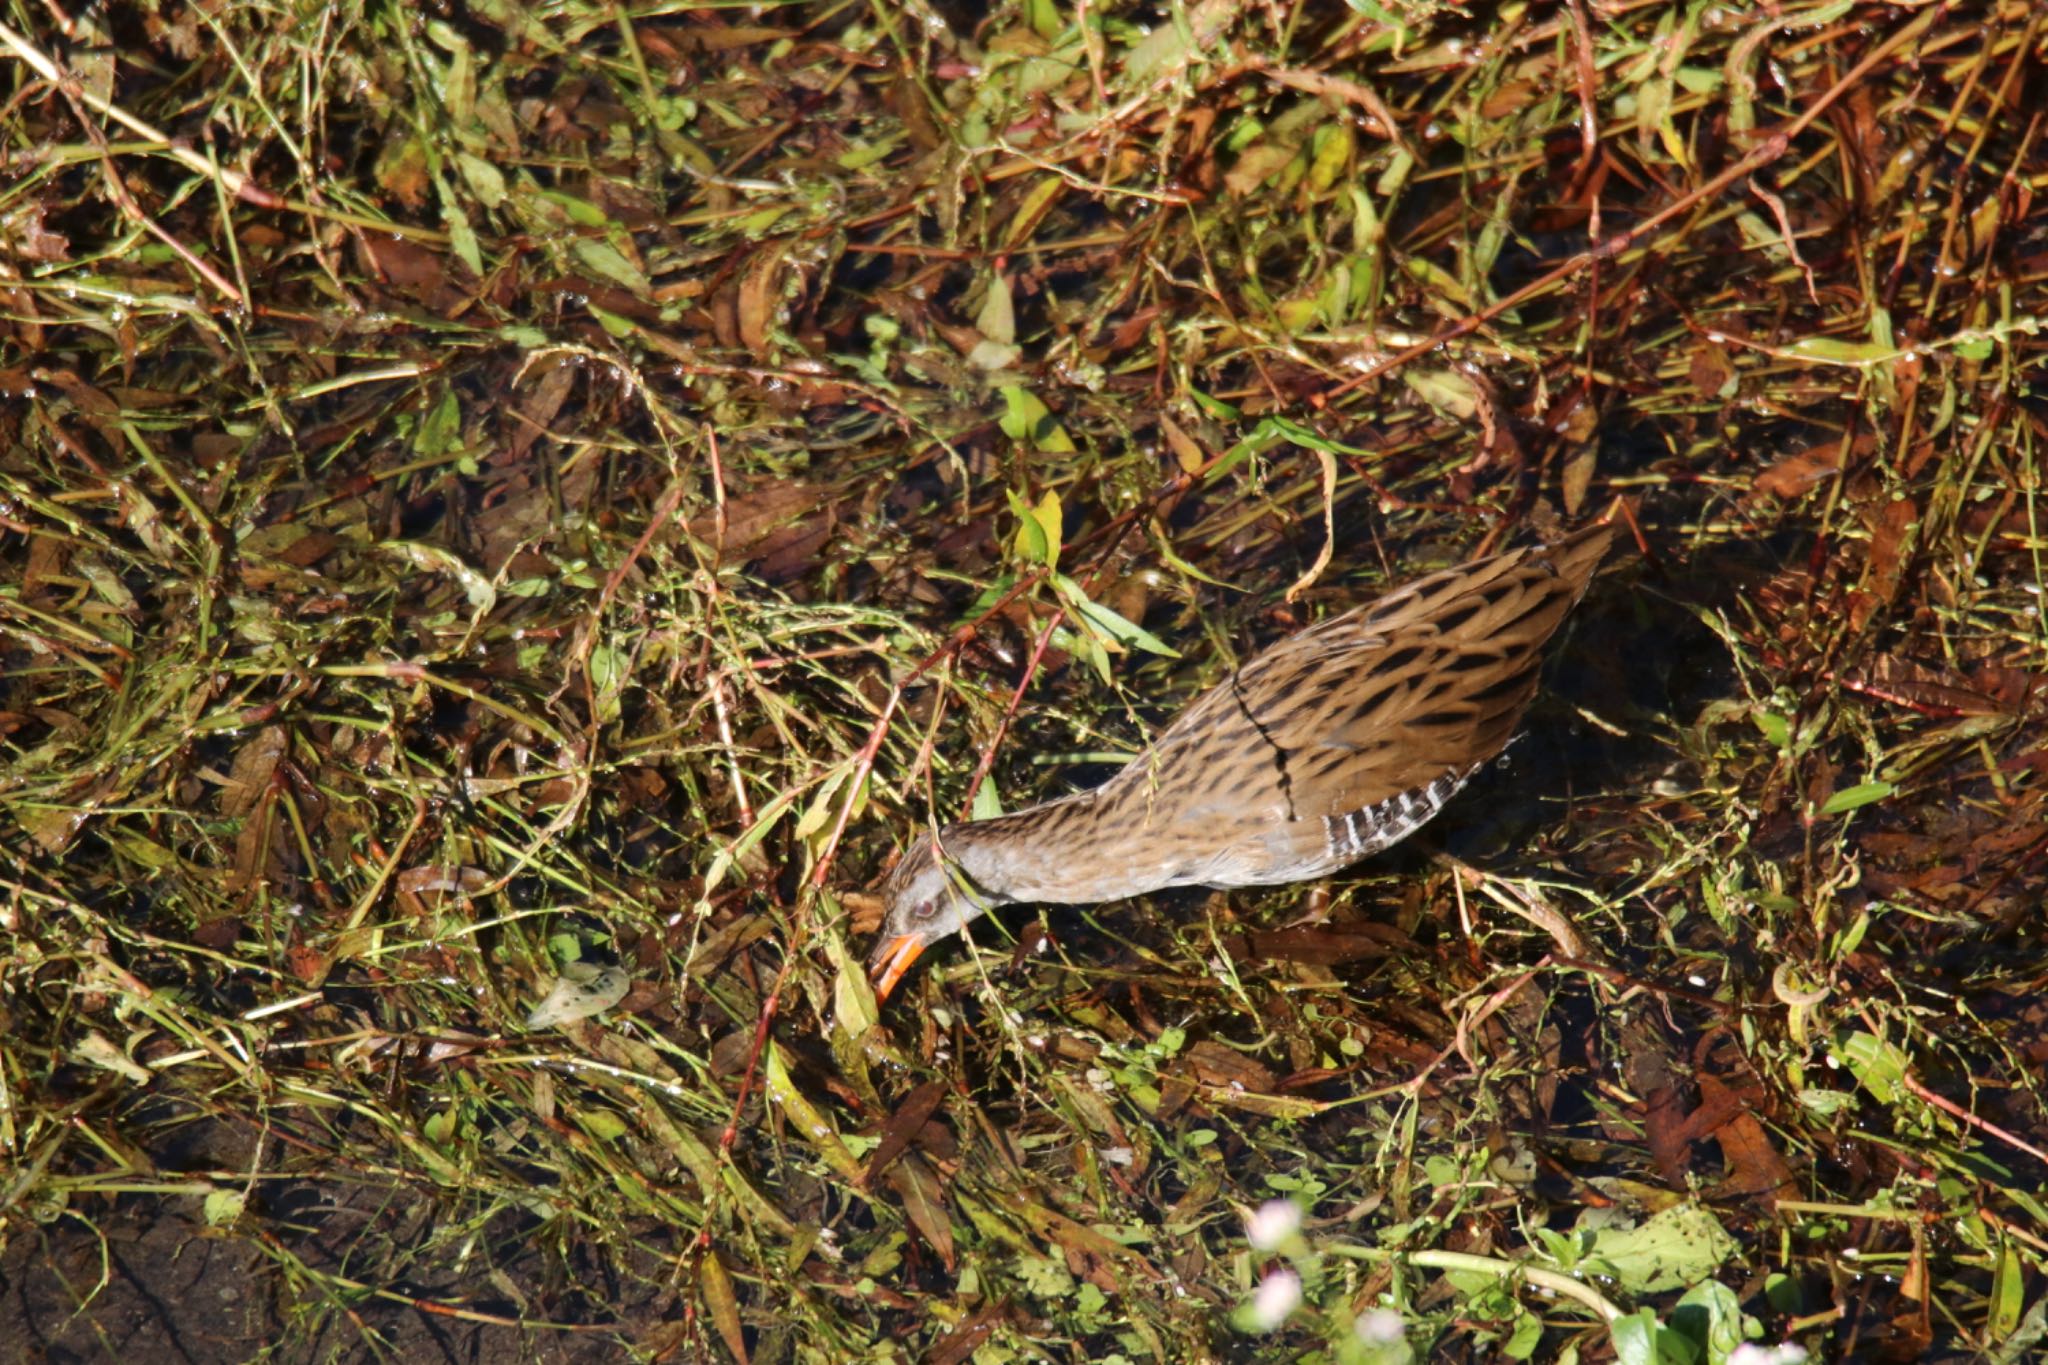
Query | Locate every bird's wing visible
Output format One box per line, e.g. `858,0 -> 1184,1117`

1101,525 -> 1613,844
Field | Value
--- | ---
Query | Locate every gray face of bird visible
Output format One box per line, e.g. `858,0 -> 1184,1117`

868,833 -> 996,999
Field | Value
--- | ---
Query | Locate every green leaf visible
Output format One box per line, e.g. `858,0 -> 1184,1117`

587,641 -> 627,724
1503,1308 -> 1544,1358
580,1108 -> 629,1141
834,134 -> 902,172
535,189 -> 609,227
588,303 -> 636,339
1820,781 -> 1895,815
1669,1279 -> 1746,1362
445,205 -> 483,274
202,1188 -> 247,1227
1149,526 -> 1232,586
415,389 -> 462,458
1403,367 -> 1481,419
1188,387 -> 1241,421
1006,487 -> 1062,569
379,540 -> 494,609
1796,1087 -> 1859,1119
1023,0 -> 1060,39
1032,489 -> 1062,567
1055,573 -> 1181,657
1060,623 -> 1114,685
1576,1203 -> 1737,1295
1609,1309 -> 1660,1365
792,765 -> 851,842
1305,122 -> 1355,195
825,916 -> 878,1038
1786,337 -> 1897,366
704,784 -> 803,893
975,272 -> 1017,345
456,152 -> 507,208
1835,1031 -> 1909,1104
572,238 -> 650,295
1203,434 -> 1264,482
1990,1242 -> 2025,1341
971,779 -> 1004,821
998,386 -> 1076,451
765,1042 -> 863,1181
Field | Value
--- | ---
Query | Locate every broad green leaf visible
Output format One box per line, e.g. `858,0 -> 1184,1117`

825,917 -> 877,1038
971,779 -> 1004,821
1575,1203 -> 1736,1294
1609,1309 -> 1660,1365
203,1188 -> 247,1227
998,386 -> 1076,451
1751,710 -> 1790,747
1504,1308 -> 1544,1359
835,135 -> 901,171
573,238 -> 650,295
1990,1242 -> 2025,1341
415,389 -> 462,458
588,303 -> 636,339
1835,1031 -> 1909,1104
1023,0 -> 1060,39
1669,1279 -> 1746,1363
588,641 -> 627,723
793,765 -> 851,842
1005,487 -> 1062,569
975,272 -> 1016,345
456,152 -> 507,208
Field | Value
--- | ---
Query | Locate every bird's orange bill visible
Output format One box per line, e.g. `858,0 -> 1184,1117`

869,934 -> 925,1001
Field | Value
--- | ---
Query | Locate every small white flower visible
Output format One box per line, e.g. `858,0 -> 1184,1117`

1728,1346 -> 1809,1365
1245,1269 -> 1302,1332
1245,1199 -> 1301,1251
1356,1308 -> 1406,1344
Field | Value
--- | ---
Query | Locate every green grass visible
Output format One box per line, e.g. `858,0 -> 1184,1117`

2,0 -> 2045,1360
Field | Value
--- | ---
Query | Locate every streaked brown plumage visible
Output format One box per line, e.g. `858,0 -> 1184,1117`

870,522 -> 1616,998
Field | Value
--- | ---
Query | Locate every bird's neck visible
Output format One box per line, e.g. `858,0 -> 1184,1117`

941,789 -> 1146,906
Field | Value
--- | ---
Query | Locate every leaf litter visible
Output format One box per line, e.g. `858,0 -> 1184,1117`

0,0 -> 2045,1361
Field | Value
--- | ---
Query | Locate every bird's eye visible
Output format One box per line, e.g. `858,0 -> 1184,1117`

910,899 -> 937,921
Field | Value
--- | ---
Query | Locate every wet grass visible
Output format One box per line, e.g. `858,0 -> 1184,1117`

2,0 -> 2045,1360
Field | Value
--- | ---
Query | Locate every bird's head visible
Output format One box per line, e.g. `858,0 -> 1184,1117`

867,830 -> 999,1000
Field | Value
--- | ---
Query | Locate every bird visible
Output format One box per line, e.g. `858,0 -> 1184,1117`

868,520 -> 1616,1000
